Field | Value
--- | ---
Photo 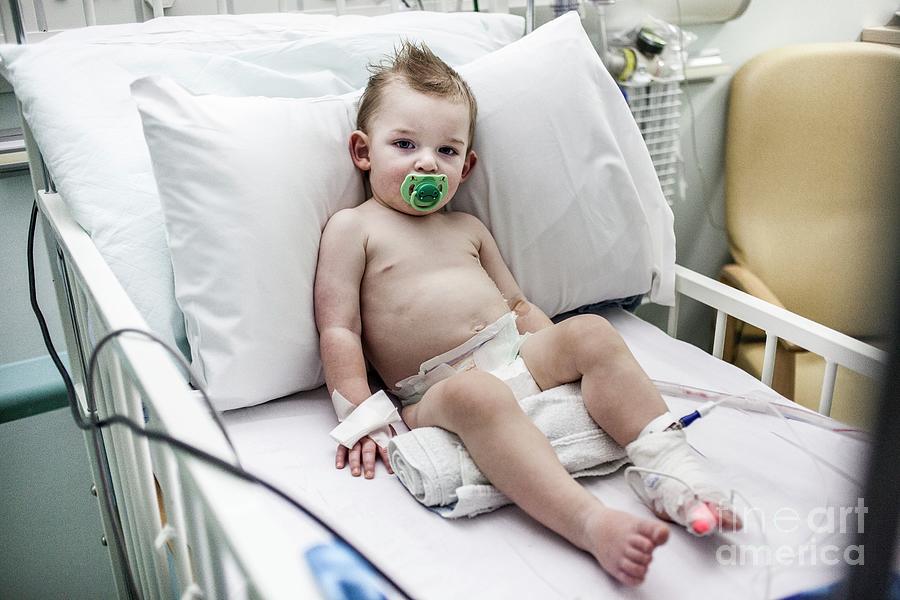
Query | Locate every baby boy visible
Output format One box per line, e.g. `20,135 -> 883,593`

314,41 -> 738,587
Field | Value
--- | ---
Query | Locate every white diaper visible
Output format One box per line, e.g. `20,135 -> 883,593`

393,312 -> 539,406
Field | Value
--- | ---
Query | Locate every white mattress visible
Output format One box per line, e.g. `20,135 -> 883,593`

222,309 -> 866,599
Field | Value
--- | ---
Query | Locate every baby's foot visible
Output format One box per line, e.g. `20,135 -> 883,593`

583,507 -> 669,586
626,429 -> 743,536
649,496 -> 743,535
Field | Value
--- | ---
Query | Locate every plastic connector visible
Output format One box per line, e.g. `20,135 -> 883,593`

676,400 -> 720,429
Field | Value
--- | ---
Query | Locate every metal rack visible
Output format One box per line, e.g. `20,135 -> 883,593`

620,78 -> 683,204
590,0 -> 686,205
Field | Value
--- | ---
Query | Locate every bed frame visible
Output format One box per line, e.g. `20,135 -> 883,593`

12,4 -> 887,599
28,151 -> 887,600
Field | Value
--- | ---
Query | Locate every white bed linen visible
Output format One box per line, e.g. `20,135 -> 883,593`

45,12 -> 524,53
126,14 -> 674,411
0,12 -> 524,358
220,309 -> 866,599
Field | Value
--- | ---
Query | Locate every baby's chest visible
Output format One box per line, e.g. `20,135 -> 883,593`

365,226 -> 479,272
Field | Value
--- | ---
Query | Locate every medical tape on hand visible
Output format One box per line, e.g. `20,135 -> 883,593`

330,390 -> 400,450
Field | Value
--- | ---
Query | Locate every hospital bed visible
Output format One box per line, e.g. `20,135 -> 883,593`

2,1 -> 891,598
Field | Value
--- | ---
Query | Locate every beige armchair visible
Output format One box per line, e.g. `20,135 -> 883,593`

720,42 -> 900,428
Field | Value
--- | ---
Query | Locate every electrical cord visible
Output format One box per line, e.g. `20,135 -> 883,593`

28,202 -> 412,600
673,0 -> 724,231
28,203 -> 142,599
87,327 -> 241,465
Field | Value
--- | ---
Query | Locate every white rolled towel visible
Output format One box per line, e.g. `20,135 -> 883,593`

388,382 -> 628,518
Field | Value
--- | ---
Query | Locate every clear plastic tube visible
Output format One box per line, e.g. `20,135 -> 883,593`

645,379 -> 867,598
652,380 -> 868,441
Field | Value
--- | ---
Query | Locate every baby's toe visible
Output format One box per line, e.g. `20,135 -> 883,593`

619,557 -> 649,580
625,545 -> 653,566
636,520 -> 670,546
615,568 -> 644,587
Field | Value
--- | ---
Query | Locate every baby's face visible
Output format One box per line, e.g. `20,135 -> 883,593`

353,82 -> 475,215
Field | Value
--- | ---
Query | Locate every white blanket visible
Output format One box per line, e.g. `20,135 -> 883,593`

388,382 -> 628,518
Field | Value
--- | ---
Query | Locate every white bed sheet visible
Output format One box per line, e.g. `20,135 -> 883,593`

221,309 -> 866,599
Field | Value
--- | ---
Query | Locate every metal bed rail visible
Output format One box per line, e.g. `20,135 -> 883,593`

665,264 -> 886,416
22,106 -> 326,599
3,0 -> 529,41
36,187 -> 327,599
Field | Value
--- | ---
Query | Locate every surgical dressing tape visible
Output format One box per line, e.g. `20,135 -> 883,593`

330,390 -> 401,449
625,429 -> 729,533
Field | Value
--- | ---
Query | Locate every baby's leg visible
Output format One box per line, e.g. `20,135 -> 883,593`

402,370 -> 668,586
519,315 -> 740,532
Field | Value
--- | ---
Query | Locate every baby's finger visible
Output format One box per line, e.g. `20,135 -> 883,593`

378,444 -> 393,474
335,444 -> 348,469
361,438 -> 377,479
348,442 -> 362,476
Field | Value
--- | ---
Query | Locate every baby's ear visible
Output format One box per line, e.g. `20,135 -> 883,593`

460,150 -> 478,181
349,131 -> 371,171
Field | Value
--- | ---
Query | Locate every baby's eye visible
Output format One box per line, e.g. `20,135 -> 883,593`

439,146 -> 458,156
394,140 -> 414,150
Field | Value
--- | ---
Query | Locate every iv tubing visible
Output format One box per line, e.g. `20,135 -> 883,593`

652,380 -> 867,440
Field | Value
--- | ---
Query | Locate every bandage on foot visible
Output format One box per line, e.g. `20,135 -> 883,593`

625,422 -> 739,536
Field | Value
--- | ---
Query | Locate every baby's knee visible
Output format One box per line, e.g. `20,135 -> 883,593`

566,314 -> 626,359
568,313 -> 615,336
435,370 -> 518,430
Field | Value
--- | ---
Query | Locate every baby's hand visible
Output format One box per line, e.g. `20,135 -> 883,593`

335,427 -> 395,479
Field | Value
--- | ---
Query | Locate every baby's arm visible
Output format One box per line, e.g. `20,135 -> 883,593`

314,209 -> 392,478
460,213 -> 554,334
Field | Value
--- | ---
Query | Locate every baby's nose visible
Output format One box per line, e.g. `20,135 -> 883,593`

415,153 -> 438,173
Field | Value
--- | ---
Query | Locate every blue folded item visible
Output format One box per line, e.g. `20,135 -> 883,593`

304,540 -> 387,600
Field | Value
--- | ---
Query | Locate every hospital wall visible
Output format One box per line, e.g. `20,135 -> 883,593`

0,2 -> 895,597
623,0 -> 898,347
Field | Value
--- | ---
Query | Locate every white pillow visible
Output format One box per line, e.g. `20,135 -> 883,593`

454,12 -> 675,312
133,13 -> 673,410
132,77 -> 362,410
46,12 -> 523,55
0,11 -> 523,359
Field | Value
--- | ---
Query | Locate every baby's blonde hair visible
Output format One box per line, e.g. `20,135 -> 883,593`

357,40 -> 478,151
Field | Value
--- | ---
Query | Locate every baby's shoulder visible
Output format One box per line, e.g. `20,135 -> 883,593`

444,210 -> 489,236
444,209 -> 484,227
324,206 -> 366,235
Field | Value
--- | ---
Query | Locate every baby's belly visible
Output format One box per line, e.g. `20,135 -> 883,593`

362,271 -> 512,389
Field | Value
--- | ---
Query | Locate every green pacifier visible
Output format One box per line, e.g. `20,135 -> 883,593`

400,173 -> 448,211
